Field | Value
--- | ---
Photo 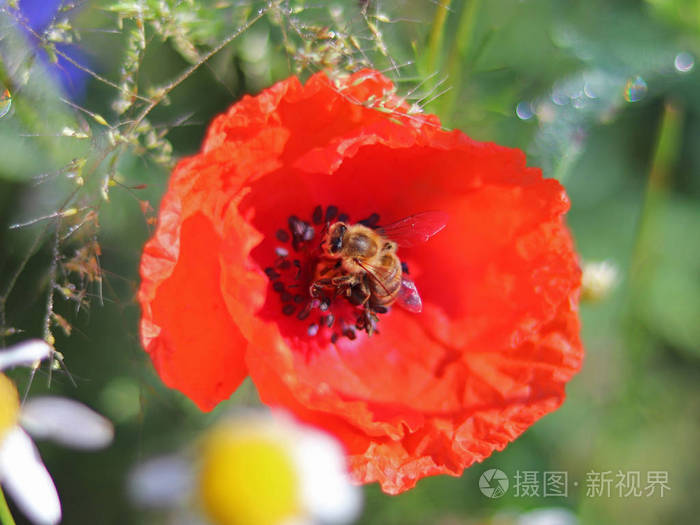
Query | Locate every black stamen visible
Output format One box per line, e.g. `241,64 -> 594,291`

326,314 -> 335,328
319,298 -> 330,312
401,261 -> 409,274
293,294 -> 304,304
275,247 -> 289,258
278,259 -> 292,270
337,213 -> 349,223
265,267 -> 280,279
282,304 -> 296,316
302,224 -> 315,241
288,215 -> 303,237
343,327 -> 357,340
297,304 -> 311,321
325,205 -> 338,222
272,281 -> 285,293
307,323 -> 319,337
358,213 -> 380,228
276,229 -> 290,243
312,205 -> 323,225
331,333 -> 339,344
281,291 -> 293,303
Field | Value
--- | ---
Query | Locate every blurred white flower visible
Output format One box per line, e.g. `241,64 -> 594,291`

0,339 -> 114,525
517,507 -> 578,525
581,259 -> 619,302
129,411 -> 362,525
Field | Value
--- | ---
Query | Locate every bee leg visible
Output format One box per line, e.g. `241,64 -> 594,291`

348,283 -> 368,306
330,274 -> 354,286
356,308 -> 378,336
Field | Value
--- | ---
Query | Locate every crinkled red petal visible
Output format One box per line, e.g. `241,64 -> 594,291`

138,70 -> 584,493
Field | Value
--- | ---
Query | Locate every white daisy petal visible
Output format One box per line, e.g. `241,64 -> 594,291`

20,397 -> 114,450
128,455 -> 193,508
0,340 -> 52,370
293,427 -> 362,525
518,508 -> 579,525
0,427 -> 61,525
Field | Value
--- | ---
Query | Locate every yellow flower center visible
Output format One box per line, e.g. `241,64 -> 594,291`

0,373 -> 20,439
199,424 -> 301,525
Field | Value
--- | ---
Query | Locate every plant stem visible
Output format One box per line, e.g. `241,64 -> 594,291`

629,101 -> 683,286
0,487 -> 17,525
424,0 -> 453,109
441,0 -> 482,123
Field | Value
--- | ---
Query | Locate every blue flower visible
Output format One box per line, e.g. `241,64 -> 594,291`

15,0 -> 91,99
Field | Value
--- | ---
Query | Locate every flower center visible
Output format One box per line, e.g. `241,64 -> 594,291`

0,373 -> 20,439
199,423 -> 301,525
265,205 -> 395,343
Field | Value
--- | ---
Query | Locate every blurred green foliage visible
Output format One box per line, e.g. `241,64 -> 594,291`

0,0 -> 699,524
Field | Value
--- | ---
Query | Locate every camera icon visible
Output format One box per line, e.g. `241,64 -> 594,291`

479,469 -> 509,498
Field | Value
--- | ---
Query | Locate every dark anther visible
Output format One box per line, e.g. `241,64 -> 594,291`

275,247 -> 289,258
278,259 -> 291,270
330,333 -> 339,344
307,323 -> 319,337
374,305 -> 389,314
312,205 -> 323,225
297,304 -> 311,321
319,298 -> 330,312
401,261 -> 410,274
337,213 -> 349,223
288,215 -> 303,237
294,294 -> 304,304
358,213 -> 380,228
282,304 -> 296,316
302,223 -> 315,241
326,314 -> 335,328
265,267 -> 280,279
325,205 -> 338,222
272,281 -> 285,293
281,291 -> 293,303
276,229 -> 290,243
343,327 -> 357,340
293,259 -> 301,268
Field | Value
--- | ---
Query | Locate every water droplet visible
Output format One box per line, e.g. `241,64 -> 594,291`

0,88 -> 12,119
674,52 -> 694,73
623,76 -> 647,103
515,101 -> 534,120
583,82 -> 598,99
551,90 -> 568,106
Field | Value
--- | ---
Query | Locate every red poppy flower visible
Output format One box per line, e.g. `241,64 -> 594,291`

138,70 -> 583,494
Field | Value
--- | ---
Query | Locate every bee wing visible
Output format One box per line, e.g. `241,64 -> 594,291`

396,278 -> 422,313
352,258 -> 394,297
377,211 -> 448,247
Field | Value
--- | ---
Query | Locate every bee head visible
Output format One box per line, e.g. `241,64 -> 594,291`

326,222 -> 347,255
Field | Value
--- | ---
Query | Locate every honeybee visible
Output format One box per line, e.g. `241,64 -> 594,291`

310,211 -> 448,325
